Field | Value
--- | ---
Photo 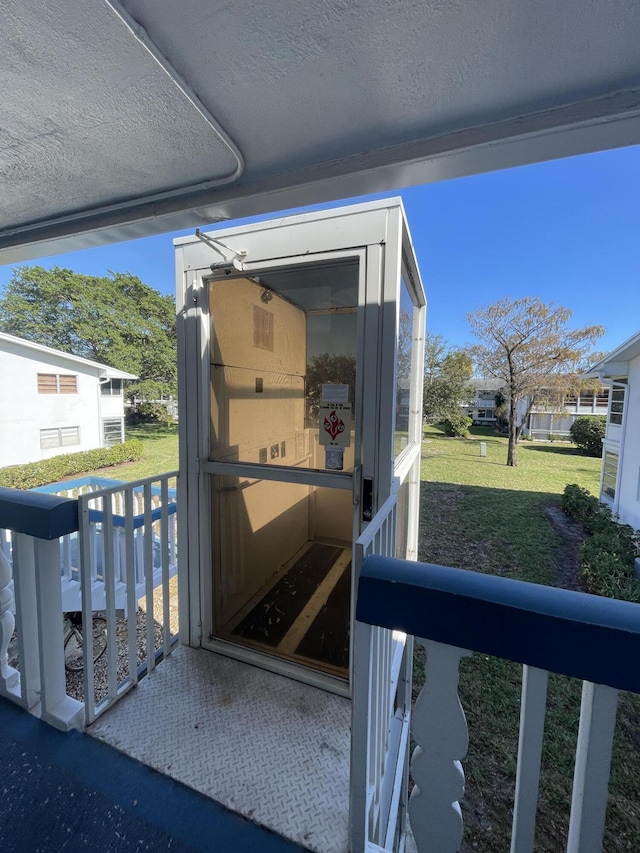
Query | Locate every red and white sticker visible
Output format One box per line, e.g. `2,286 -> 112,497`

319,403 -> 351,447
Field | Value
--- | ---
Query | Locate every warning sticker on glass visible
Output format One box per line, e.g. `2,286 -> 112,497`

325,447 -> 344,470
321,383 -> 349,404
319,403 -> 351,447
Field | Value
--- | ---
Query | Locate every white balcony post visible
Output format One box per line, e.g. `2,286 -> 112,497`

11,533 -> 41,709
33,538 -> 83,731
409,638 -> 472,853
567,681 -> 618,853
0,547 -> 20,700
511,665 -> 549,853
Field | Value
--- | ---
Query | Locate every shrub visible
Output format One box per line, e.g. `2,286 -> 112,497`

441,413 -> 473,438
0,440 -> 143,490
562,483 -> 640,602
569,415 -> 606,457
127,401 -> 173,424
561,483 -> 601,526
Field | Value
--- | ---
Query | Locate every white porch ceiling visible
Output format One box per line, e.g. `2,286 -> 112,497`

2,0 -> 640,262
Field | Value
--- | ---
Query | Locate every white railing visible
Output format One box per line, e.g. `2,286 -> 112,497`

0,472 -> 179,730
77,472 -> 179,723
355,556 -> 640,853
351,494 -> 413,852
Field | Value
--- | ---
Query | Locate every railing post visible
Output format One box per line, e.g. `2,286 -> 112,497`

511,665 -> 549,853
33,538 -> 83,731
350,619 -> 374,853
409,639 -> 472,853
11,533 -> 41,709
567,681 -> 618,853
0,547 -> 20,700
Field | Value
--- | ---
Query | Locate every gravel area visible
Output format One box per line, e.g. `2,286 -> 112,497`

8,576 -> 180,706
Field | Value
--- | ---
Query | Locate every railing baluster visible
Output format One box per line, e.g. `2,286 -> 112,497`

567,681 -> 619,853
409,639 -> 472,853
79,494 -> 96,724
125,487 -> 138,685
160,477 -> 171,656
0,547 -> 20,699
143,482 -> 155,672
102,497 -> 118,702
511,665 -> 549,853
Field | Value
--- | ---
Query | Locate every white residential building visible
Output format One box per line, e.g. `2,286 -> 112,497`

518,387 -> 610,441
463,379 -> 504,425
0,332 -> 136,468
587,331 -> 640,530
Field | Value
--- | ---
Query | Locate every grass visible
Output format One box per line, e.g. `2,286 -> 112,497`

80,422 -> 179,482
417,426 -> 640,851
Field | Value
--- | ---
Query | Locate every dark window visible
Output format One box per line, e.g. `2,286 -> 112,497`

101,379 -> 123,396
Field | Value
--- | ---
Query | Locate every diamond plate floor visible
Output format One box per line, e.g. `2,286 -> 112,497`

88,646 -> 352,853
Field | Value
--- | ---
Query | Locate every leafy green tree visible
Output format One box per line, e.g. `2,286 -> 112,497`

468,297 -> 604,467
569,415 -> 606,457
305,353 -> 357,425
423,338 -> 473,423
442,411 -> 473,437
0,266 -> 177,404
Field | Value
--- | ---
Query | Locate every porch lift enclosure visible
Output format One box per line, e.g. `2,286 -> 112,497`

177,200 -> 425,693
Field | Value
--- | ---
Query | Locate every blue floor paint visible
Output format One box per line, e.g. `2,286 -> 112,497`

0,697 -> 305,852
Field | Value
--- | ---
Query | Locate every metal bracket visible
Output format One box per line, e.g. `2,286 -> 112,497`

195,228 -> 247,271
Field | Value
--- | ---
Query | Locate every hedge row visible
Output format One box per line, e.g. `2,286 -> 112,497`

561,484 -> 640,602
0,440 -> 144,490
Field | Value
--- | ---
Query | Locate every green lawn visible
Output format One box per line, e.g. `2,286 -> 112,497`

418,426 -> 640,851
83,423 -> 179,482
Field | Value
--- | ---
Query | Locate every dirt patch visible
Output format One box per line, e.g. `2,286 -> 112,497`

544,504 -> 586,592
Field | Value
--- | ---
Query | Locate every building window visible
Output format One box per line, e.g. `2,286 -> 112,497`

602,451 -> 619,500
609,382 -> 627,426
253,305 -> 274,350
101,379 -> 123,396
40,426 -> 80,449
103,418 -> 124,446
37,373 -> 78,394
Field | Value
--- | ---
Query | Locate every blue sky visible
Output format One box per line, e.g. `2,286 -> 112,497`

1,144 -> 638,356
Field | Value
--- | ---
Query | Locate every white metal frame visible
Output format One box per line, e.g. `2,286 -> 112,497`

176,199 -> 426,694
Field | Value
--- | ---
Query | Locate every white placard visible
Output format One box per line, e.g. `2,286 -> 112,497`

321,383 -> 349,404
325,447 -> 344,470
319,403 -> 352,447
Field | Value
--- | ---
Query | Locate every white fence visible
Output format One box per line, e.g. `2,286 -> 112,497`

351,494 -> 413,852
0,472 -> 179,729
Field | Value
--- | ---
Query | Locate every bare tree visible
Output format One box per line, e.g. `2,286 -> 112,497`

468,297 -> 604,466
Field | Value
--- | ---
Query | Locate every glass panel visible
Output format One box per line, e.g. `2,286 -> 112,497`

103,419 -> 123,446
602,451 -> 618,499
101,379 -> 122,396
60,426 -> 80,446
610,385 -> 626,426
213,474 -> 352,678
395,276 -> 415,457
209,261 -> 358,472
40,428 -> 60,449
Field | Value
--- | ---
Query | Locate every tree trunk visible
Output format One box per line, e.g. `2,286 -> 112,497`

507,393 -> 518,467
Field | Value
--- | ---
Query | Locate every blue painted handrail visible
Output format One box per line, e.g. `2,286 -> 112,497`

357,556 -> 640,694
87,501 -> 177,529
0,487 -> 79,540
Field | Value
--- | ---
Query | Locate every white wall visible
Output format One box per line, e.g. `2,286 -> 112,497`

616,355 -> 640,530
0,342 -> 125,468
